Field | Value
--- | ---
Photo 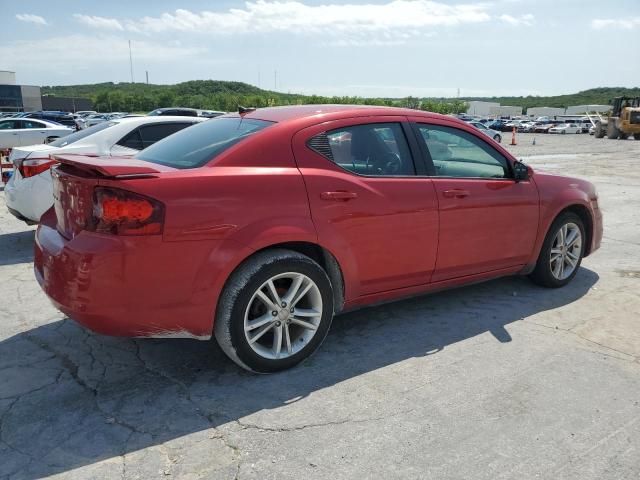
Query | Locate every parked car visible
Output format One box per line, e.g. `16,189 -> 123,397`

34,105 -> 603,373
487,119 -> 508,131
468,121 -> 502,143
533,123 -> 556,134
148,107 -> 199,117
549,123 -> 582,134
200,110 -> 226,118
78,113 -> 112,129
5,116 -> 204,224
0,118 -> 73,149
23,111 -> 76,129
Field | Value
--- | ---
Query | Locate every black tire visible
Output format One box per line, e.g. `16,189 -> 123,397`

634,133 -> 640,140
214,249 -> 334,373
493,134 -> 501,143
529,212 -> 586,288
619,132 -> 629,140
594,122 -> 606,138
607,122 -> 619,139
45,136 -> 59,144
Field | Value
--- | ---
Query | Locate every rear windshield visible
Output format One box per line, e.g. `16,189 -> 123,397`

135,117 -> 273,169
49,121 -> 117,147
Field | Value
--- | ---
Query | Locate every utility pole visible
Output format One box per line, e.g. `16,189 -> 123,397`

146,70 -> 149,85
128,40 -> 134,83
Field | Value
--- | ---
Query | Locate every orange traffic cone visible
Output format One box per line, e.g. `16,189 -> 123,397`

510,127 -> 517,145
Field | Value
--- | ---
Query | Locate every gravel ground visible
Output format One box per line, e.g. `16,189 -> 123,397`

1,133 -> 639,480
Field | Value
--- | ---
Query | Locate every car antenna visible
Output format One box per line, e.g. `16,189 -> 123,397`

238,106 -> 256,115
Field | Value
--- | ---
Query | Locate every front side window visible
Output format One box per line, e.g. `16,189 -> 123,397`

0,120 -> 18,129
136,117 -> 272,168
309,123 -> 415,176
417,124 -> 510,179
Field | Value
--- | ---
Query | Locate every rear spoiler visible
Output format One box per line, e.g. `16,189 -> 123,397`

51,154 -> 174,179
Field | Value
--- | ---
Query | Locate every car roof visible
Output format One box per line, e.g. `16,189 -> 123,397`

222,104 -> 454,125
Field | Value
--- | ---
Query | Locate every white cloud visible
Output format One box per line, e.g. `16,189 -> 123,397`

591,17 -> 640,30
73,14 -> 124,31
15,14 -> 48,25
499,13 -> 534,26
70,0 -> 493,45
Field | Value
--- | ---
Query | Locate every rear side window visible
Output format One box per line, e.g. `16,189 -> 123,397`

138,122 -> 194,149
50,121 -> 116,147
117,129 -> 143,150
308,123 -> 415,176
23,120 -> 46,129
136,117 -> 272,168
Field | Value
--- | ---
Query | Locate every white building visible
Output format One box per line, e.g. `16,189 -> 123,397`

490,105 -> 522,117
527,106 -> 565,118
466,101 -> 500,116
566,104 -> 611,115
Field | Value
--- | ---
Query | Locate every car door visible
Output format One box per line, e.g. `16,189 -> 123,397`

0,119 -> 22,148
411,119 -> 539,282
292,117 -> 439,298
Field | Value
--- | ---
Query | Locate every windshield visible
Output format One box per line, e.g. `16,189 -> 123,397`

49,121 -> 117,147
136,117 -> 273,169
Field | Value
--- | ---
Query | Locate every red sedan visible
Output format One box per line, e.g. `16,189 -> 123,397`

35,105 -> 603,372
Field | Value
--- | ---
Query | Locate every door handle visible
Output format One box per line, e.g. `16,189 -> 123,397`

443,189 -> 470,199
321,191 -> 358,201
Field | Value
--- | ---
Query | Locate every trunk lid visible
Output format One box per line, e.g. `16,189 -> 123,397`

51,155 -> 173,239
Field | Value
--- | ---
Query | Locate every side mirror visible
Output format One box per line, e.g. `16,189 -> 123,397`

513,160 -> 530,181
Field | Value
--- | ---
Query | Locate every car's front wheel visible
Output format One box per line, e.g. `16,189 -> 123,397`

493,134 -> 501,143
529,212 -> 585,288
214,249 -> 334,373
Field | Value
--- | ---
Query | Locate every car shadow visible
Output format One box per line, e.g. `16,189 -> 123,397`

0,230 -> 35,266
0,268 -> 598,479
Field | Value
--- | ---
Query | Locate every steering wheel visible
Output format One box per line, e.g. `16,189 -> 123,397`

377,152 -> 403,175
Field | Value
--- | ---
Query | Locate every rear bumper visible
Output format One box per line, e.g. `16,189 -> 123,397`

4,171 -> 53,224
34,213 -> 215,339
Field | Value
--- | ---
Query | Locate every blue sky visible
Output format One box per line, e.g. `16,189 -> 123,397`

2,0 -> 639,97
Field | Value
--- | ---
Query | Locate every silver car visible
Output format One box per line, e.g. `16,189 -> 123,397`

467,121 -> 502,143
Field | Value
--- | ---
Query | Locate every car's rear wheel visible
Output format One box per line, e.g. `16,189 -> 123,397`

529,212 -> 585,288
493,134 -> 501,143
45,136 -> 59,143
214,249 -> 334,373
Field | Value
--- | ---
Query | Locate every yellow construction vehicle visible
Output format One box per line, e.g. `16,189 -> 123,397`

591,96 -> 640,140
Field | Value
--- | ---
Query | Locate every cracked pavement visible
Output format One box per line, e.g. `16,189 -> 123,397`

1,134 -> 640,479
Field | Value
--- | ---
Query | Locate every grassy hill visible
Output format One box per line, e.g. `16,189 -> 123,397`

40,82 -> 639,114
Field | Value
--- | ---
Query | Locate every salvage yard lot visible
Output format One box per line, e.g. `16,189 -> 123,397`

1,133 -> 639,480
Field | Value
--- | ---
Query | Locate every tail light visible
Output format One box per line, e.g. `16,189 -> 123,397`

17,157 -> 58,178
91,187 -> 164,235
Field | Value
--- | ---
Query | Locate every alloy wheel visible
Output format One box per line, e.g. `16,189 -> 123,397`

549,222 -> 582,280
243,272 -> 323,360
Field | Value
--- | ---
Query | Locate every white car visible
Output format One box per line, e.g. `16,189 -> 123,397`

549,123 -> 582,134
5,116 -> 205,223
467,121 -> 502,143
0,118 -> 73,149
